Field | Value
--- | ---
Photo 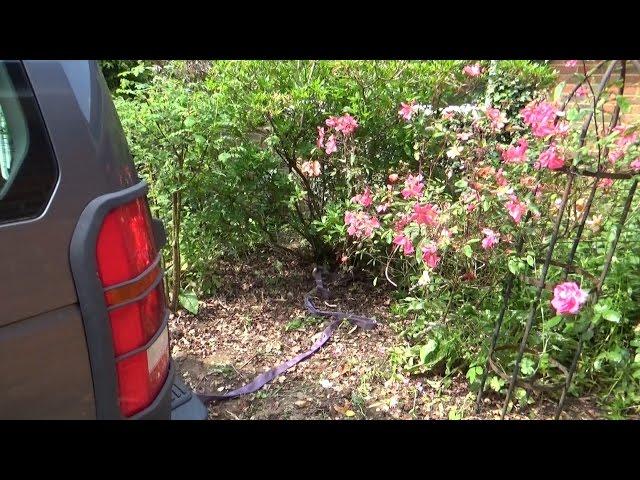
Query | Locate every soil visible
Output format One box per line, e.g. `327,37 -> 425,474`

169,252 -> 603,420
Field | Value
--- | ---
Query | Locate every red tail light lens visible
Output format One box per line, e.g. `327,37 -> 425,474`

95,197 -> 169,417
116,326 -> 169,417
97,198 -> 157,287
108,285 -> 165,356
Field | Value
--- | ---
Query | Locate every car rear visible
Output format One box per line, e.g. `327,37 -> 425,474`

0,60 -> 206,419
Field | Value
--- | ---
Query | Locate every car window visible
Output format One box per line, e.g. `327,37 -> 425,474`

0,61 -> 57,224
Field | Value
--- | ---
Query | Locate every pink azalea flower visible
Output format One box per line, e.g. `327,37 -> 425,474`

412,203 -> 439,226
551,281 -> 588,315
440,228 -> 452,239
325,134 -> 337,155
467,203 -> 477,213
555,121 -> 570,137
564,60 -> 578,68
388,173 -> 399,184
598,178 -> 614,189
401,174 -> 424,199
457,132 -> 472,141
502,138 -> 529,164
325,116 -> 340,129
344,211 -> 380,239
351,187 -> 373,207
608,148 -> 624,164
398,101 -> 418,122
421,243 -> 440,268
505,195 -> 527,224
335,113 -> 359,136
301,160 -> 322,177
376,202 -> 390,213
394,213 -> 412,232
462,64 -> 483,77
613,126 -> 638,152
481,228 -> 500,250
535,144 -> 565,170
316,126 -> 325,149
575,85 -> 590,98
630,158 -> 640,171
486,107 -> 506,131
495,168 -> 508,187
393,233 -> 415,256
521,101 -> 562,138
363,216 -> 380,237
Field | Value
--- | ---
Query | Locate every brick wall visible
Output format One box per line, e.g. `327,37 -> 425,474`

550,60 -> 640,123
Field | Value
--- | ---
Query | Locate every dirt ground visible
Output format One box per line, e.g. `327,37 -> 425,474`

169,253 -> 603,420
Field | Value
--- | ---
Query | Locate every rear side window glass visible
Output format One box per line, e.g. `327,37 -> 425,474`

0,60 -> 57,224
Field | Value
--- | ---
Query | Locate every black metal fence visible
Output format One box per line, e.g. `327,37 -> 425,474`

475,60 -> 639,419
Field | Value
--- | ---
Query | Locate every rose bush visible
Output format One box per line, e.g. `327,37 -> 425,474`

317,62 -> 640,416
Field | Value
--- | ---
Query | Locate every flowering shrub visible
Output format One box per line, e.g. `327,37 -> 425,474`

326,62 -> 640,415
116,59 -> 640,416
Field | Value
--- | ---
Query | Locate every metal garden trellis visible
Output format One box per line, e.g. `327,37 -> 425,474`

474,60 -> 640,420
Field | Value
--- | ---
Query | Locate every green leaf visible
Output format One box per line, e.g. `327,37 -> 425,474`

520,357 -> 536,376
419,339 -> 437,363
489,376 -> 505,392
545,315 -> 563,329
526,255 -> 535,267
616,95 -> 631,113
448,407 -> 463,420
463,244 -> 473,258
603,310 -> 621,323
553,82 -> 566,103
466,365 -> 483,384
508,257 -> 522,275
184,116 -> 196,128
179,291 -> 199,314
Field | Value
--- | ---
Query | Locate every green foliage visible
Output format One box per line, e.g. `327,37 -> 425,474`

98,60 -> 151,94
178,291 -> 199,315
489,60 -> 557,119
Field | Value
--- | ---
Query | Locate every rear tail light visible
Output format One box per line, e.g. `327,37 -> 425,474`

96,197 -> 169,417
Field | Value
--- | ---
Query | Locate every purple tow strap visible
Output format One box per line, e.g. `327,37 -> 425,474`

197,268 -> 377,403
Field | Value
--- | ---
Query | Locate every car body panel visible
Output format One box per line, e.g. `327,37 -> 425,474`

0,304 -> 95,419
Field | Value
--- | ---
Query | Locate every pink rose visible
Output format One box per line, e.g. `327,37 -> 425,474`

551,281 -> 588,315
